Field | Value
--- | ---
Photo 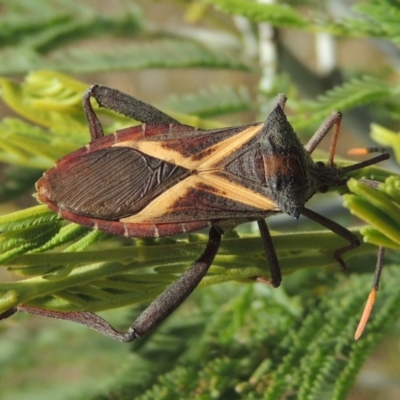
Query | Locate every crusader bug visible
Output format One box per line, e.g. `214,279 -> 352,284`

0,85 -> 389,342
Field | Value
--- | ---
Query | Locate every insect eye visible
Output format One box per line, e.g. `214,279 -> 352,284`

315,161 -> 325,168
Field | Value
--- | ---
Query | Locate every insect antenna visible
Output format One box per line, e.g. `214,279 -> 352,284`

337,150 -> 389,175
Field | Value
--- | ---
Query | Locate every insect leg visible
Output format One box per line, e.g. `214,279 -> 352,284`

304,111 -> 342,160
0,308 -> 17,319
82,86 -> 105,141
4,226 -> 222,342
131,226 -> 221,339
84,84 -> 180,128
301,207 -> 360,270
257,219 -> 282,287
355,246 -> 385,340
4,305 -> 129,341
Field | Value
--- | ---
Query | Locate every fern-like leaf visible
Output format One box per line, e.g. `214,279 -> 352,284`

79,266 -> 400,400
46,39 -> 250,73
165,86 -> 254,118
344,176 -> 400,249
289,76 -> 393,129
204,0 -> 307,27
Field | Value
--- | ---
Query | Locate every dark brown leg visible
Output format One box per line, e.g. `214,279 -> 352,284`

0,308 -> 17,320
132,226 -> 221,338
301,207 -> 360,270
257,219 -> 282,287
2,227 -> 221,342
82,86 -> 105,141
83,85 -> 179,142
304,111 -> 342,158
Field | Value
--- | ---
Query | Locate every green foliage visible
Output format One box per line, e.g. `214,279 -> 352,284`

203,0 -> 308,27
0,0 -> 248,75
0,165 -> 42,202
289,76 -> 395,129
71,266 -> 400,400
345,177 -> 400,249
370,123 -> 400,162
1,1 -> 400,400
0,201 -> 381,314
165,86 -> 254,118
206,0 -> 400,43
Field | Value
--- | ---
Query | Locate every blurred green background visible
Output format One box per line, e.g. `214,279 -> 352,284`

1,1 -> 400,399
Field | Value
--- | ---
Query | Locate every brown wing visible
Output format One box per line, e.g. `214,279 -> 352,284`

39,147 -> 190,219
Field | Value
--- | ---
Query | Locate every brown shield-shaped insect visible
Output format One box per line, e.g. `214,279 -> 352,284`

0,85 -> 389,341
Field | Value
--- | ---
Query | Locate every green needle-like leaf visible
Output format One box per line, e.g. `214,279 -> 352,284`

1,2 -> 400,398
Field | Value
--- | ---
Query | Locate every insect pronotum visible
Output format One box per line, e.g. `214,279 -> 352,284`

0,85 -> 389,342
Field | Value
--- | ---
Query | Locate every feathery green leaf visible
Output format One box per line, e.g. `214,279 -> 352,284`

165,86 -> 254,118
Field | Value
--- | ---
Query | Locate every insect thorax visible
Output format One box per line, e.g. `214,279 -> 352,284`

257,106 -> 323,219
